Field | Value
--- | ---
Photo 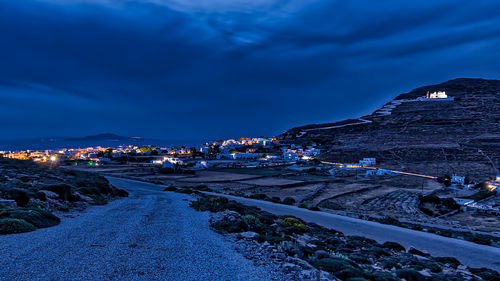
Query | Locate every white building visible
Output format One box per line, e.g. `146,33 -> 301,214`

359,158 -> 376,166
283,151 -> 299,161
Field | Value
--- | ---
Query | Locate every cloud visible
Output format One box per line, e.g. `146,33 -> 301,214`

1,0 -> 499,140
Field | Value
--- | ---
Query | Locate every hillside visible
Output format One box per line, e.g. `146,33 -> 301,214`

280,78 -> 500,181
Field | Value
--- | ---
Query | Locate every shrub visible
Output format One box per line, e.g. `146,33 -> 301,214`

176,188 -> 193,194
0,218 -> 36,234
311,258 -> 362,278
190,196 -> 229,212
163,186 -> 178,192
6,189 -> 30,207
7,208 -> 60,228
382,241 -> 405,252
395,269 -> 426,281
278,217 -> 308,232
434,256 -> 461,268
211,219 -> 247,233
282,197 -> 296,205
41,184 -> 74,201
249,193 -> 268,200
368,271 -> 400,281
468,267 -> 500,281
90,196 -> 108,205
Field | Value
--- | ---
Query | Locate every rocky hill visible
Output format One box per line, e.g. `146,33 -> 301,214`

280,78 -> 500,181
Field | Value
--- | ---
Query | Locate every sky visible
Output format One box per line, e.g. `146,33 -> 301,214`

1,0 -> 500,143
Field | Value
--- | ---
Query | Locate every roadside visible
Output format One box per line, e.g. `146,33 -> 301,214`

0,176 -> 286,281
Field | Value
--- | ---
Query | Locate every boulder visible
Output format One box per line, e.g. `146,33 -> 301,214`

238,231 -> 259,240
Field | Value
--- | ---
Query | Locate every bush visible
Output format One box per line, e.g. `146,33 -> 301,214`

6,189 -> 30,207
7,208 -> 60,228
90,196 -> 108,205
395,269 -> 426,281
434,256 -> 461,268
190,196 -> 229,212
163,186 -> 178,192
368,271 -> 400,281
257,234 -> 285,244
211,219 -> 247,233
41,184 -> 74,201
468,267 -> 500,281
278,217 -> 308,232
249,193 -> 268,200
0,218 -> 36,234
282,197 -> 296,205
382,241 -> 405,252
311,258 -> 362,279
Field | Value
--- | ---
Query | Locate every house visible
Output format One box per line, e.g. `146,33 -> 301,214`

283,151 -> 299,161
359,158 -> 376,166
416,91 -> 454,101
451,175 -> 465,185
366,169 -> 391,176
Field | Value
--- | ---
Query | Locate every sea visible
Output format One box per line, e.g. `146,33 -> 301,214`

0,138 -> 203,151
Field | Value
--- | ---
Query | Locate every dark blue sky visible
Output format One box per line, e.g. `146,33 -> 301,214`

1,0 -> 500,142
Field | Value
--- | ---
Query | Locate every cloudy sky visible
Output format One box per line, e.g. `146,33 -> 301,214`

1,0 -> 500,142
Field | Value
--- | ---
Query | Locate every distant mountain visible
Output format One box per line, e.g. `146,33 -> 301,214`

280,78 -> 500,180
65,133 -> 146,142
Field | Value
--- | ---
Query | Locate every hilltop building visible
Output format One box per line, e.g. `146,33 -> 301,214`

417,91 -> 454,101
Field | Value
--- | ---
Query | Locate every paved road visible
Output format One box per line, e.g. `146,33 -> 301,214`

0,177 -> 283,281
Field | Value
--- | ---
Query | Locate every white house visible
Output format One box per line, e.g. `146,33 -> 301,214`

359,158 -> 376,166
193,161 -> 208,170
283,151 -> 299,161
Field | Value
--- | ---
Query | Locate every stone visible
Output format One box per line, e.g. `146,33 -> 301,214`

238,231 -> 259,240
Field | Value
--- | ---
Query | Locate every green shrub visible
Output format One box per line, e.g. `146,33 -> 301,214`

382,241 -> 405,252
311,258 -> 362,279
0,218 -> 36,234
434,256 -> 461,268
282,197 -> 296,205
190,196 -> 229,212
6,208 -> 60,228
249,193 -> 268,200
6,189 -> 30,207
211,218 -> 248,233
277,217 -> 308,232
163,186 -> 177,192
176,188 -> 193,194
468,267 -> 500,281
395,269 -> 426,281
367,271 -> 400,281
90,196 -> 108,205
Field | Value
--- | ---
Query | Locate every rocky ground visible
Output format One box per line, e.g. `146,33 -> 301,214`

0,158 -> 128,234
281,78 -> 500,181
189,194 -> 500,281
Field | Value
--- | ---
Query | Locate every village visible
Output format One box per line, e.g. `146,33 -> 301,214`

2,138 -> 499,236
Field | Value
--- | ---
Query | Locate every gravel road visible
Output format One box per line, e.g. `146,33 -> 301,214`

0,177 -> 283,281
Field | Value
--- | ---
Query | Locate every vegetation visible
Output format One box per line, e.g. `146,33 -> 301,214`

189,195 -> 499,280
0,158 -> 128,234
0,218 -> 36,234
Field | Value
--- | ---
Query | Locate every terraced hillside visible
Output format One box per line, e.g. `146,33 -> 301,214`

281,78 -> 500,181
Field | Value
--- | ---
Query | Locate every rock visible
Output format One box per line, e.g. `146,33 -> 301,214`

408,247 -> 431,257
280,241 -> 304,259
238,231 -> 259,240
0,198 -> 17,208
220,210 -> 241,222
39,190 -> 59,199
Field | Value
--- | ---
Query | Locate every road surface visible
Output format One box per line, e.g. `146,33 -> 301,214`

0,177 -> 283,281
